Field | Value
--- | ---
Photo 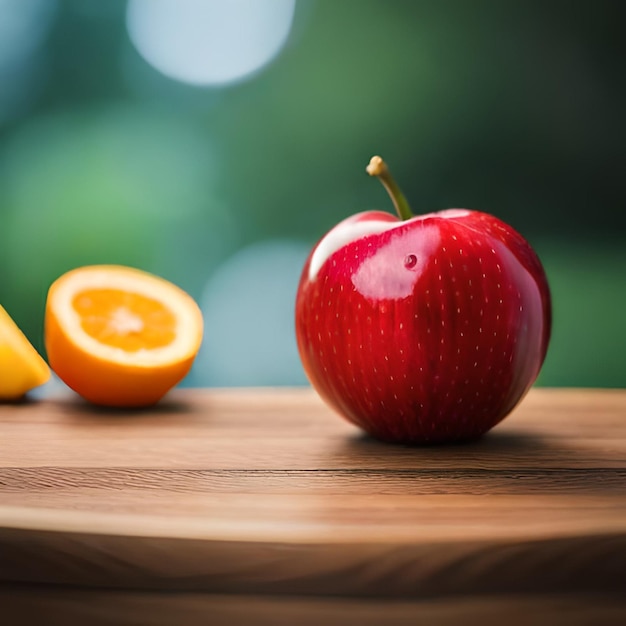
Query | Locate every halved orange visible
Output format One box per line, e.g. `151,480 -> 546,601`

45,265 -> 203,407
0,305 -> 51,400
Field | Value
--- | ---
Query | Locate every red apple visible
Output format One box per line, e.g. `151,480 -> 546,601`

295,156 -> 551,444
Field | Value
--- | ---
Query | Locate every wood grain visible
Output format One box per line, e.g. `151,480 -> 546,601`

2,586 -> 625,626
0,387 -> 625,624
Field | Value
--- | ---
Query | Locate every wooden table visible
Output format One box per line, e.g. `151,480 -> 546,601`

0,387 -> 625,625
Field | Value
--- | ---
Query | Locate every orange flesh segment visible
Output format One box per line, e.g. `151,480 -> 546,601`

72,288 -> 177,352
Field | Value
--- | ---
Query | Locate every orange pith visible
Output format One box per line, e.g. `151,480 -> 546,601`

73,289 -> 177,352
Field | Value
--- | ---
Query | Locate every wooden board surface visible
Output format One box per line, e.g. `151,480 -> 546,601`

1,387 -> 625,624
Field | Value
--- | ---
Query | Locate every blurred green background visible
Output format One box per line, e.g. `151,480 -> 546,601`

0,0 -> 624,390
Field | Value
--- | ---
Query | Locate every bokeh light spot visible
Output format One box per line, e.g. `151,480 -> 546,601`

194,240 -> 309,387
0,0 -> 57,123
126,0 -> 296,87
0,0 -> 56,66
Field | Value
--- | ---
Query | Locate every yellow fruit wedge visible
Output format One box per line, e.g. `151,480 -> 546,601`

0,305 -> 51,400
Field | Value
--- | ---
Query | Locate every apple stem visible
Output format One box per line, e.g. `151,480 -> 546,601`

366,156 -> 413,221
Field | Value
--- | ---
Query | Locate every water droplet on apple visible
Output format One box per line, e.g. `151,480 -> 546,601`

404,254 -> 418,269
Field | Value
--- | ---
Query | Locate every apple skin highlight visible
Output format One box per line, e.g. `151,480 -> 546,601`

295,157 -> 551,444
